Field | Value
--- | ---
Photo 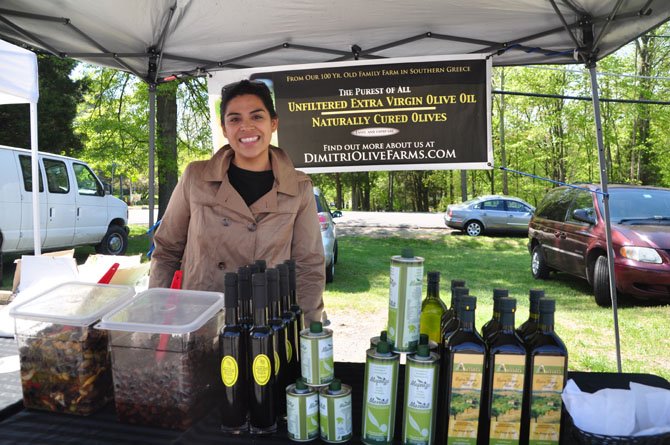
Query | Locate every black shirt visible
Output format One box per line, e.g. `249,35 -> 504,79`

228,161 -> 275,206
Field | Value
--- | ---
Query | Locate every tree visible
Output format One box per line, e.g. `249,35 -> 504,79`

0,54 -> 86,154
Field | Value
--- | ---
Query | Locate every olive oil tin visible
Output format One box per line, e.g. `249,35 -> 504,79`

286,380 -> 320,442
300,321 -> 334,387
387,249 -> 424,353
362,342 -> 399,445
402,345 -> 439,445
319,379 -> 353,443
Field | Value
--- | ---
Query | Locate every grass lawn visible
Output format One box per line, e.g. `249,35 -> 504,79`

325,232 -> 670,381
2,225 -> 669,381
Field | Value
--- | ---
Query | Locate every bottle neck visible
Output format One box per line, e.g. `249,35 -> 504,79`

538,312 -> 555,332
269,300 -> 281,320
459,310 -> 475,331
225,306 -> 238,325
253,306 -> 267,327
500,311 -> 515,332
427,281 -> 439,300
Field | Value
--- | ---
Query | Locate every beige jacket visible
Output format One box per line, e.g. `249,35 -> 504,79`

149,145 -> 325,324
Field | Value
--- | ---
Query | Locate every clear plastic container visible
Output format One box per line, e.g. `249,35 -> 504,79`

9,282 -> 135,415
96,288 -> 225,430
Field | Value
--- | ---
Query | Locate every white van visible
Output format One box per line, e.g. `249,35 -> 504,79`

0,145 -> 129,257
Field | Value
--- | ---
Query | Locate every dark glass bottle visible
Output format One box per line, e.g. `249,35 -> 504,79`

438,295 -> 486,445
277,263 -> 299,382
521,299 -> 567,445
481,288 -> 509,342
483,297 -> 527,445
266,267 -> 288,418
220,272 -> 249,434
419,271 -> 447,344
248,272 -> 277,434
284,259 -> 304,334
237,266 -> 253,330
516,289 -> 544,342
441,286 -> 469,343
255,259 -> 267,273
441,278 -> 466,328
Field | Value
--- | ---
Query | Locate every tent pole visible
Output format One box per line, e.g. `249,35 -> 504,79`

588,63 -> 622,373
148,83 -> 156,228
30,101 -> 41,256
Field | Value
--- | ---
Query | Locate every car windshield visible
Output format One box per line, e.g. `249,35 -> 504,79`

598,188 -> 670,224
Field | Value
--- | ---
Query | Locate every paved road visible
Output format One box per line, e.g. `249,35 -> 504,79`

129,207 -> 450,230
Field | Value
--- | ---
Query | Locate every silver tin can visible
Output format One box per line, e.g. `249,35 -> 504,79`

286,380 -> 319,442
319,379 -> 352,443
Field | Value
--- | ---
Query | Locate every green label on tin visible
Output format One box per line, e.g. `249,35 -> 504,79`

403,364 -> 436,445
287,392 -> 319,441
528,356 -> 565,445
388,263 -> 423,351
320,393 -> 353,442
363,361 -> 398,443
489,354 -> 525,445
319,337 -> 334,383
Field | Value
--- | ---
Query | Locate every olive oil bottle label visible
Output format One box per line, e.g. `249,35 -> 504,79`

320,392 -> 353,442
388,264 -> 423,351
528,356 -> 566,445
447,353 -> 484,445
287,391 -> 319,441
220,355 -> 239,387
286,338 -> 293,362
252,354 -> 272,386
364,362 -> 397,443
319,337 -> 335,383
489,354 -> 525,444
403,365 -> 436,445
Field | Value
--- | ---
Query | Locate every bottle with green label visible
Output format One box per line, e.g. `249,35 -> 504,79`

237,266 -> 253,330
481,288 -> 509,342
483,297 -> 526,445
402,344 -> 439,445
362,340 -> 399,445
220,272 -> 249,434
441,286 -> 469,344
516,289 -> 544,342
278,263 -> 300,383
441,279 -> 466,329
248,272 -> 277,434
439,295 -> 486,445
266,267 -> 288,419
419,271 -> 447,345
521,299 -> 567,445
387,248 -> 424,353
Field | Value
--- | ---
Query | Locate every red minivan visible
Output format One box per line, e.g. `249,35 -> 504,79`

528,184 -> 670,306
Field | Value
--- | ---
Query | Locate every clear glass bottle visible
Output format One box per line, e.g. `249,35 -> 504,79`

419,271 -> 447,344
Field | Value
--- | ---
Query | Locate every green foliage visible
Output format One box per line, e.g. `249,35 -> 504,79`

450,391 -> 480,419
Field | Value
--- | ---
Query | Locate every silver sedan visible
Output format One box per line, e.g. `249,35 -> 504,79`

444,195 -> 535,236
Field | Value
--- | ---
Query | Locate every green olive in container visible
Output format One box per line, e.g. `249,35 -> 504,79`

96,288 -> 225,430
9,281 -> 135,415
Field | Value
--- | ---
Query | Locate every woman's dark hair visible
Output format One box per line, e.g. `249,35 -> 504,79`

220,79 -> 277,122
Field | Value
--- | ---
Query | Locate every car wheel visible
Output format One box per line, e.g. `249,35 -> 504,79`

531,245 -> 550,279
96,225 -> 128,255
593,256 -> 612,307
325,259 -> 334,283
465,221 -> 483,237
333,240 -> 338,265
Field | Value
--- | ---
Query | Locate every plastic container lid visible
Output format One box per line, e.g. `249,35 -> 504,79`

96,288 -> 224,335
9,281 -> 135,327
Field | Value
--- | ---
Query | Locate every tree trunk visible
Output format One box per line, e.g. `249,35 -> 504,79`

334,173 -> 344,209
157,82 -> 179,219
499,68 -> 508,195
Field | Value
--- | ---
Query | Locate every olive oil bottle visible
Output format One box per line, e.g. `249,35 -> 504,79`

220,272 -> 249,434
248,272 -> 277,434
285,259 -> 304,334
481,288 -> 509,342
266,267 -> 288,418
442,279 -> 466,328
277,263 -> 299,382
483,297 -> 526,445
522,299 -> 567,445
516,289 -> 544,342
439,295 -> 486,445
237,266 -> 253,330
419,271 -> 447,344
440,286 -> 469,344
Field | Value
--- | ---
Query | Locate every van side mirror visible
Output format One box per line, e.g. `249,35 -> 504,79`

573,208 -> 595,224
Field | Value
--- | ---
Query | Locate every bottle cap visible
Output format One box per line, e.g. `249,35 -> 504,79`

329,379 -> 342,392
277,263 -> 289,296
223,273 -> 238,308
416,344 -> 430,357
493,288 -> 509,299
376,340 -> 390,354
459,295 -> 477,311
266,268 -> 279,301
529,289 -> 545,302
310,321 -> 323,333
453,287 -> 469,297
254,259 -> 267,272
237,265 -> 250,279
295,378 -> 307,390
419,333 -> 429,345
401,248 -> 414,259
248,263 -> 260,275
427,271 -> 440,283
499,297 -> 517,312
539,299 -> 556,313
451,279 -> 466,289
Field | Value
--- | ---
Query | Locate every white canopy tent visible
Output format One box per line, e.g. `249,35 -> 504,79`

1,0 -> 670,371
0,38 -> 41,256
